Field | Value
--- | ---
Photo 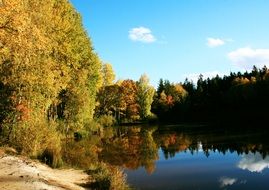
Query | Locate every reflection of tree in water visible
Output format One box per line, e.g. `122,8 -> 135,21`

156,126 -> 269,159
100,126 -> 159,174
100,125 -> 269,173
62,136 -> 101,168
198,132 -> 269,158
154,133 -> 192,159
140,129 -> 159,174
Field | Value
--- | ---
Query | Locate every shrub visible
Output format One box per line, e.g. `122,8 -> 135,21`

86,163 -> 131,190
97,115 -> 116,128
3,119 -> 63,168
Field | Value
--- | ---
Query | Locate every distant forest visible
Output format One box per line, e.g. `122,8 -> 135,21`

152,66 -> 269,124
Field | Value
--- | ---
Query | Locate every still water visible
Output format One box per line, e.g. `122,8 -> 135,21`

100,125 -> 269,190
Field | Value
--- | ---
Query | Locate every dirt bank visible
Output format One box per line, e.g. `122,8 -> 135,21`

0,150 -> 90,190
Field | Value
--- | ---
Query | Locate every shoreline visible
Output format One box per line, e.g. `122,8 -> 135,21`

0,149 -> 90,190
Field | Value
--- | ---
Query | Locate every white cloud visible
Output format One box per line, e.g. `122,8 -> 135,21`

228,47 -> 269,69
238,153 -> 269,173
184,71 -> 224,84
129,27 -> 156,43
207,38 -> 225,48
219,177 -> 237,188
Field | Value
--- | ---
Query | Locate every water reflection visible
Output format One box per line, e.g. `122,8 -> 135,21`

100,127 -> 159,174
238,153 -> 269,173
99,125 -> 269,189
219,177 -> 237,188
100,125 -> 269,171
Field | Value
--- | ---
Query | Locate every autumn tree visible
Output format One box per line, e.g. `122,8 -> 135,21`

137,74 -> 155,119
120,80 -> 139,121
101,63 -> 116,87
0,0 -> 102,147
0,0 -> 58,124
95,84 -> 122,118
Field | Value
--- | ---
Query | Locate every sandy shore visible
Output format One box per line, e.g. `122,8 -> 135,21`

0,150 -> 90,190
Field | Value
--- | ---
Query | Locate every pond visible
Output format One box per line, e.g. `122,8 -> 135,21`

100,125 -> 269,190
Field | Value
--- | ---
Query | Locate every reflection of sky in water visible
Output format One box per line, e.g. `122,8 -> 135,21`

238,153 -> 269,173
126,150 -> 269,190
219,176 -> 237,188
126,150 -> 240,190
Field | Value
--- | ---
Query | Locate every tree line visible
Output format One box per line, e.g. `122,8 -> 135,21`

152,66 -> 269,124
95,71 -> 155,123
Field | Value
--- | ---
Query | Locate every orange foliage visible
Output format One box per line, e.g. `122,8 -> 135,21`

166,95 -> 174,106
120,80 -> 140,120
15,103 -> 30,121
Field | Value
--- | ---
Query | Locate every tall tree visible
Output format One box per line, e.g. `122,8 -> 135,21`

137,74 -> 155,119
0,0 -> 101,132
157,79 -> 164,96
120,80 -> 139,121
102,63 -> 115,87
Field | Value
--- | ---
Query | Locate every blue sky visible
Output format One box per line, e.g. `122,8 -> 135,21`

70,0 -> 269,86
